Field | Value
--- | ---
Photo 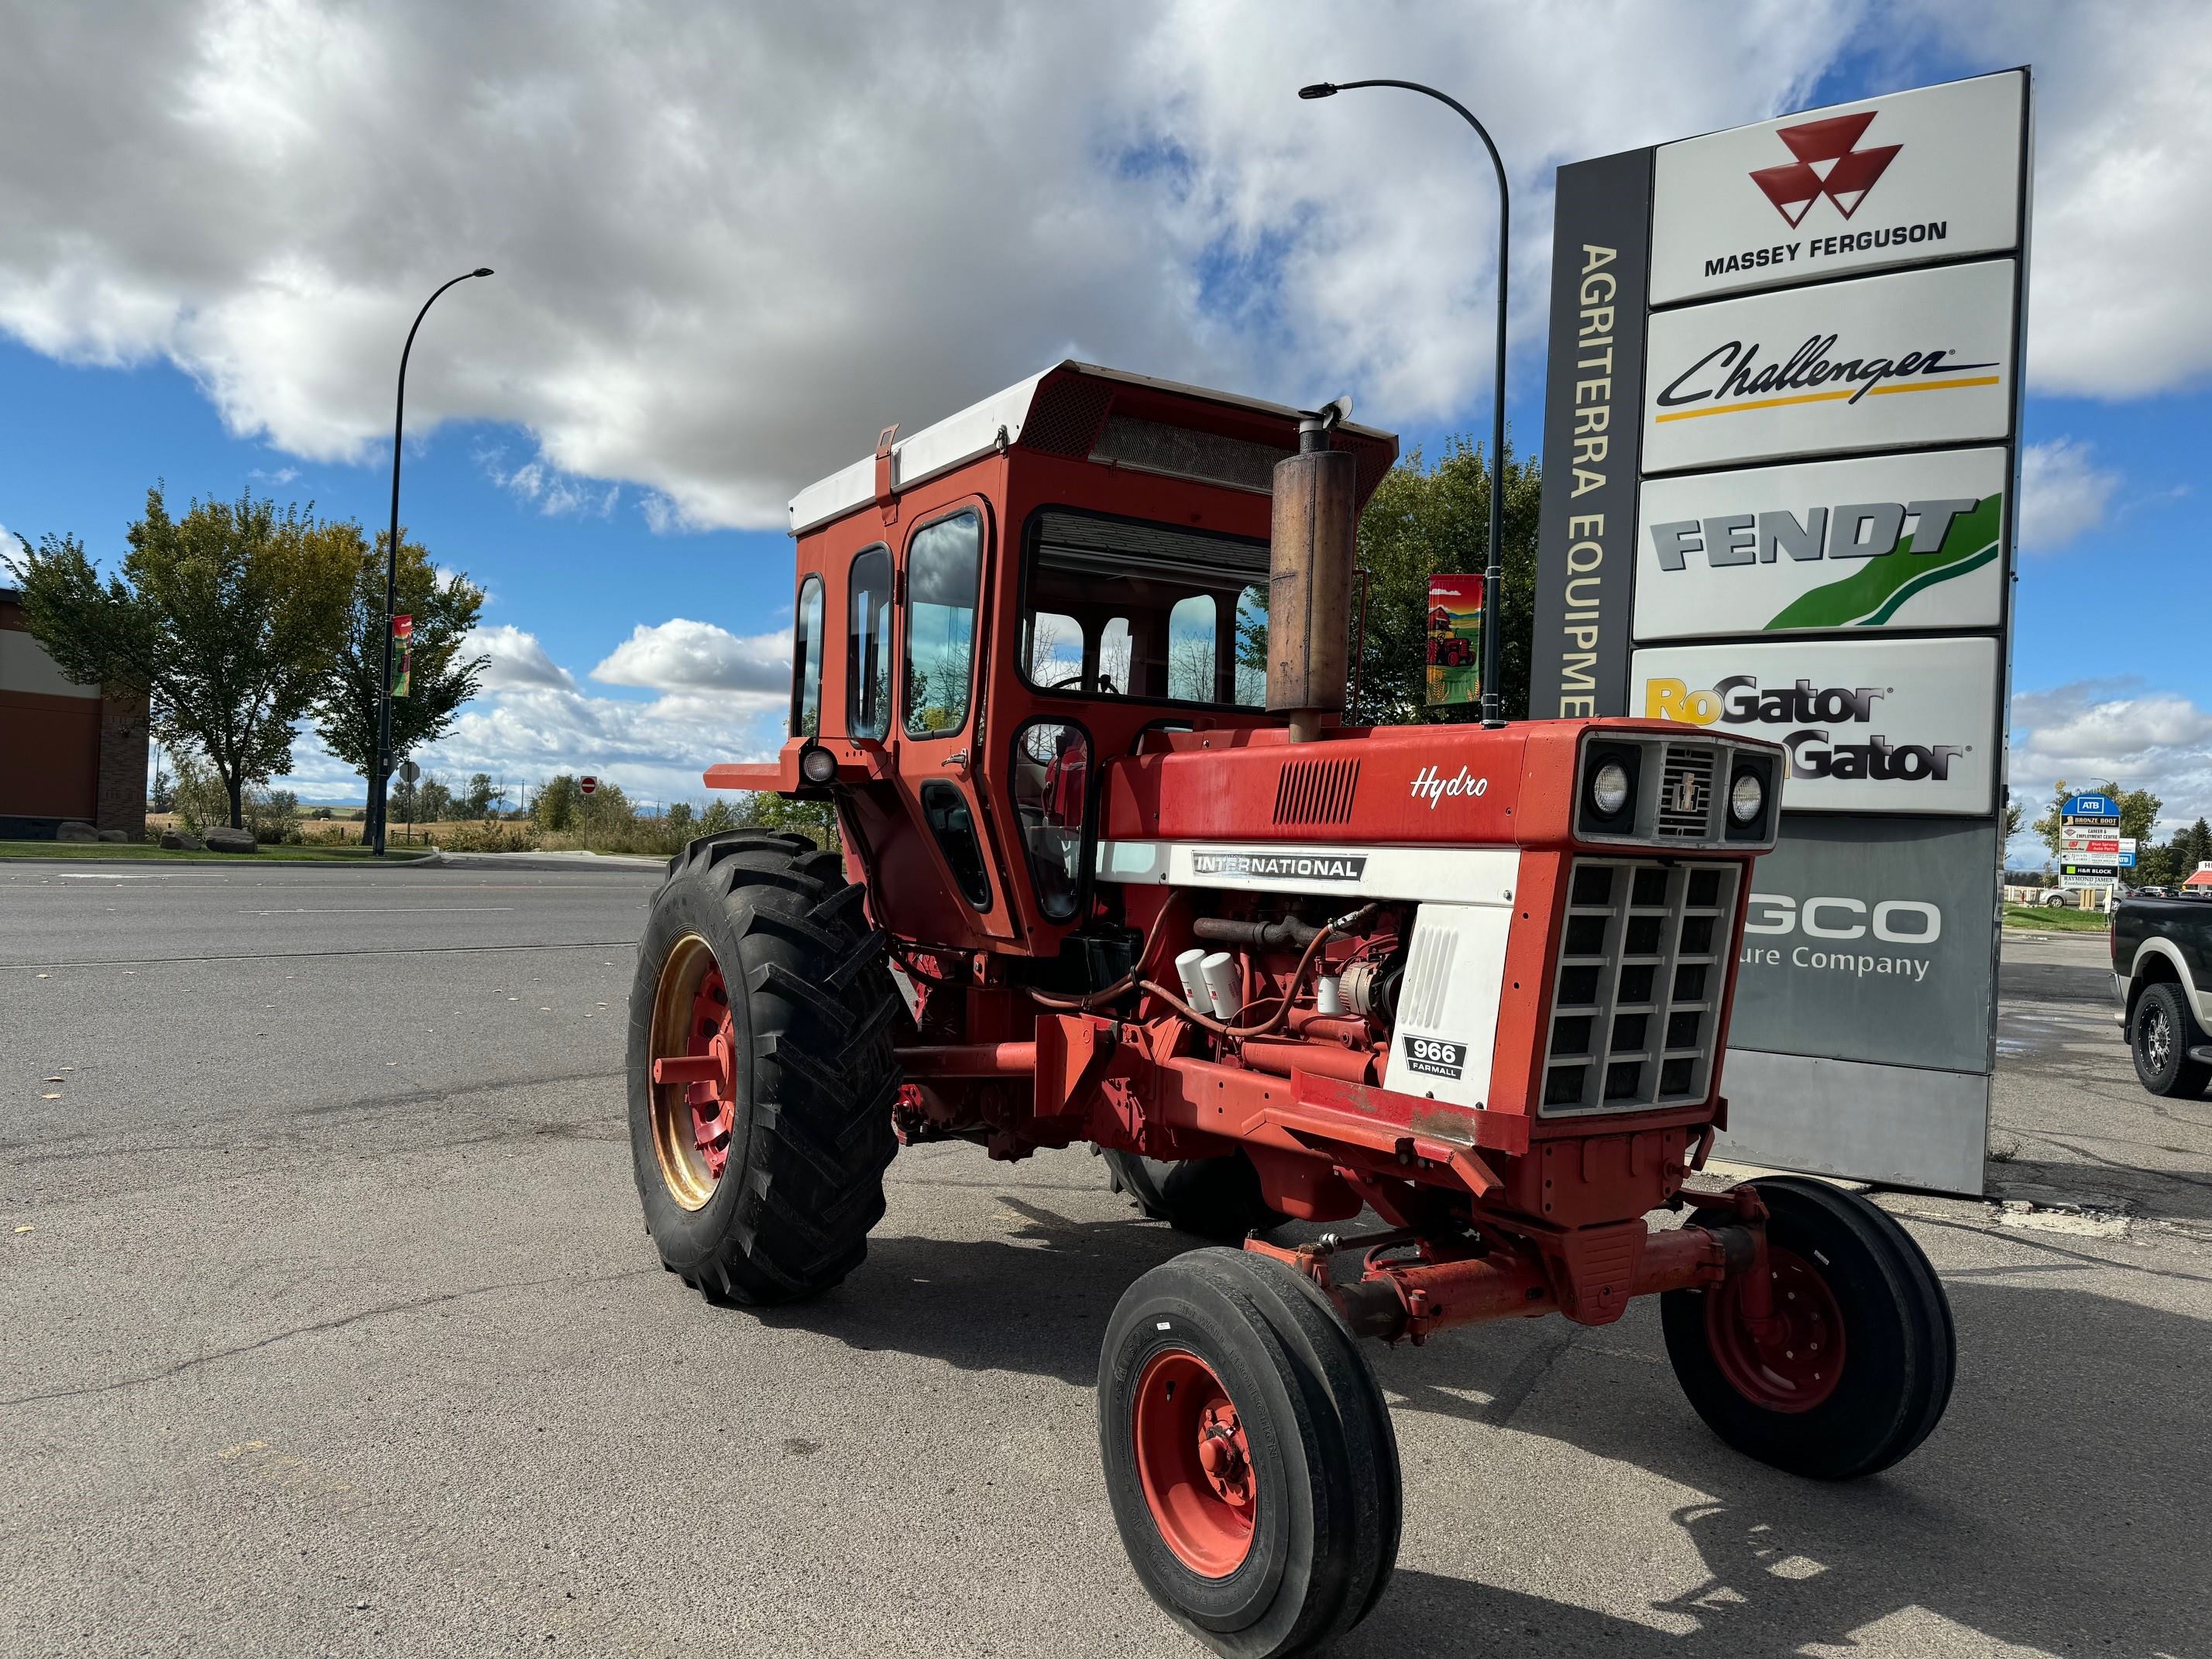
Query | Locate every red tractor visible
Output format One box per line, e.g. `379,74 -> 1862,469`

627,362 -> 1954,1656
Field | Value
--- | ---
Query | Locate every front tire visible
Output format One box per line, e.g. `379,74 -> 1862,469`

2131,981 -> 2212,1098
1662,1177 -> 1954,1481
1099,1248 -> 1400,1657
627,830 -> 900,1305
1104,1150 -> 1287,1241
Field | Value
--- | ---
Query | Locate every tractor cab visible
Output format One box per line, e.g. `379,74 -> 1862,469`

710,362 -> 1400,957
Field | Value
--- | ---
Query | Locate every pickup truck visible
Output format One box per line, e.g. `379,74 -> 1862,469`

2114,894 -> 2212,1097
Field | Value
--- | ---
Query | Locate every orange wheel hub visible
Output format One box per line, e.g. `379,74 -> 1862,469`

1132,1349 -> 1256,1577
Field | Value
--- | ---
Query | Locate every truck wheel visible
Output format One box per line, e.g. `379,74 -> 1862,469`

2131,982 -> 2212,1098
1099,1247 -> 1400,1657
627,830 -> 899,1305
1104,1150 -> 1287,1240
1661,1177 -> 1954,1481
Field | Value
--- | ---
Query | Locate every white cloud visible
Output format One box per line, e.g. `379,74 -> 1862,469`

592,619 -> 790,694
477,445 -> 620,519
2017,438 -> 2121,551
475,623 -> 575,692
2010,679 -> 2212,839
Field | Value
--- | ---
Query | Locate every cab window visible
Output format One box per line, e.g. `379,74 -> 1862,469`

791,575 -> 824,738
904,510 -> 981,738
1018,509 -> 1268,708
847,545 -> 892,739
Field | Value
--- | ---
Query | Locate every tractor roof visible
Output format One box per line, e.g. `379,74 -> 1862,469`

788,359 -> 1398,536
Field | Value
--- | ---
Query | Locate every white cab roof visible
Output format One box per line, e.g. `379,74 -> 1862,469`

786,360 -> 1395,536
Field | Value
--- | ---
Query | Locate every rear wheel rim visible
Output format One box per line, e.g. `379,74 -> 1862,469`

1705,1247 -> 1846,1413
1132,1349 -> 1257,1578
647,933 -> 737,1211
2144,1005 -> 2172,1073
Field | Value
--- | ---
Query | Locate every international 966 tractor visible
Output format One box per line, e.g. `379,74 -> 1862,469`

626,362 -> 1955,1657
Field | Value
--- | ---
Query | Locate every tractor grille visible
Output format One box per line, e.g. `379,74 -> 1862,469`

1273,757 -> 1360,825
1655,744 -> 1718,840
1540,857 -> 1737,1118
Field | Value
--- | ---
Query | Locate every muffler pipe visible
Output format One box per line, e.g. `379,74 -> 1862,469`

1268,412 -> 1357,742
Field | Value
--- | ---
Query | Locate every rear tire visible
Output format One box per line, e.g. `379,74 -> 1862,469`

2131,981 -> 2212,1098
627,830 -> 899,1305
1105,1150 -> 1287,1241
1662,1177 -> 1954,1480
1099,1247 -> 1400,1657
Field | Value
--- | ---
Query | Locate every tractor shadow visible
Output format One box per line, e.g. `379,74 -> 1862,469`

1338,1266 -> 2212,1659
761,1194 -> 2210,1658
753,1190 -> 1211,1387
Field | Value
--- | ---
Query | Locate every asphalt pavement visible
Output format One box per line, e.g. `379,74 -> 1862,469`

4,864 -> 2208,1657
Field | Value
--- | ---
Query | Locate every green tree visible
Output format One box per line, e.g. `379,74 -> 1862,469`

463,773 -> 495,817
533,775 -> 580,831
665,801 -> 696,834
312,528 -> 486,791
1338,436 -> 1540,725
696,798 -> 737,835
739,792 -> 839,849
7,489 -> 355,827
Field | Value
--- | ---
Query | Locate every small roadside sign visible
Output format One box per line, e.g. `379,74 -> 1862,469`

397,760 -> 421,784
579,775 -> 599,796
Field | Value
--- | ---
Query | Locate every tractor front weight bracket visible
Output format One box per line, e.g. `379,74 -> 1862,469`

1247,1197 -> 1770,1347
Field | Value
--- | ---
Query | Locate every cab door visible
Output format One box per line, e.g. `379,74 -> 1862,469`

892,498 -> 1022,943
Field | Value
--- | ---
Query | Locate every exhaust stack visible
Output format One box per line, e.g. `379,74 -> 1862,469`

1268,401 -> 1357,743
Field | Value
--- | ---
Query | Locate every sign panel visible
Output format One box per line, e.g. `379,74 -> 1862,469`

2061,871 -> 2119,891
2060,836 -> 2134,856
1728,813 -> 1997,1074
1641,259 -> 2017,473
1649,70 -> 2025,304
1425,575 -> 1483,706
1630,635 -> 1999,814
1531,147 -> 1653,719
1633,446 -> 2008,641
2063,793 -> 2117,819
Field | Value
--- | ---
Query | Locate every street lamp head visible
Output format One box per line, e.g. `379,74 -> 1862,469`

472,266 -> 494,278
1297,82 -> 1338,100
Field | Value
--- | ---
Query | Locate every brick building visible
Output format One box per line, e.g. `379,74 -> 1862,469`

0,586 -> 149,840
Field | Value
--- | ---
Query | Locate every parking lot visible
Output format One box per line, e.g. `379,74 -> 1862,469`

5,860 -> 2209,1657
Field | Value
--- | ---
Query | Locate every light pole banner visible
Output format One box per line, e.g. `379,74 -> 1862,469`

1642,258 -> 2017,473
1633,445 -> 2009,639
1648,70 -> 2025,305
1629,634 -> 2001,816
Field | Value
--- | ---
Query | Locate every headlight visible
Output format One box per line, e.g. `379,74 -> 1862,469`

1730,768 -> 1764,823
799,744 -> 839,785
1591,761 -> 1632,817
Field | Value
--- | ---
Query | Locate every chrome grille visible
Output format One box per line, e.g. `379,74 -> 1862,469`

1540,857 -> 1737,1117
1655,745 -> 1718,840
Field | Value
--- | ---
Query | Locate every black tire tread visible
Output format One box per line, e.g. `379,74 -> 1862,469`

630,836 -> 898,1307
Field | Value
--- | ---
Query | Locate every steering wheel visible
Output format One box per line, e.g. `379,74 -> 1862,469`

1046,672 -> 1086,689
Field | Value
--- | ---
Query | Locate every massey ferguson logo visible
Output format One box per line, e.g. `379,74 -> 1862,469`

1410,765 -> 1489,808
1646,674 -> 1967,783
1751,112 -> 1900,225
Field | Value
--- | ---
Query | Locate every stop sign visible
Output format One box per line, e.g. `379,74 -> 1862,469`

579,775 -> 598,796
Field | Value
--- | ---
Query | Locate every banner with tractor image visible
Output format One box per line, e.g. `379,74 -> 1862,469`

1425,575 -> 1484,706
1633,446 -> 2008,641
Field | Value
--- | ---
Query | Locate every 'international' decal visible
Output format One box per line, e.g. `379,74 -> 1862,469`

1191,851 -> 1367,883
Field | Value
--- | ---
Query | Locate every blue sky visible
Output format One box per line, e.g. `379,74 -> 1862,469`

1,2 -> 2206,850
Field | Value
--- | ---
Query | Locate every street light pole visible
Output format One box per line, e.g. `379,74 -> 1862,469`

371,266 -> 493,856
1299,79 -> 1511,727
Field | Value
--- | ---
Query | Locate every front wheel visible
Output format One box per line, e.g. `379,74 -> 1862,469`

1104,1150 -> 1287,1241
1662,1177 -> 1954,1481
1099,1248 -> 1400,1657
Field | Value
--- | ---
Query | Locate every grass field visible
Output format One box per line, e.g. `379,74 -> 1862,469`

0,840 -> 431,864
2002,903 -> 2111,933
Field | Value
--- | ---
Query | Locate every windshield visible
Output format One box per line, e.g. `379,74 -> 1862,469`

1018,508 -> 1268,709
